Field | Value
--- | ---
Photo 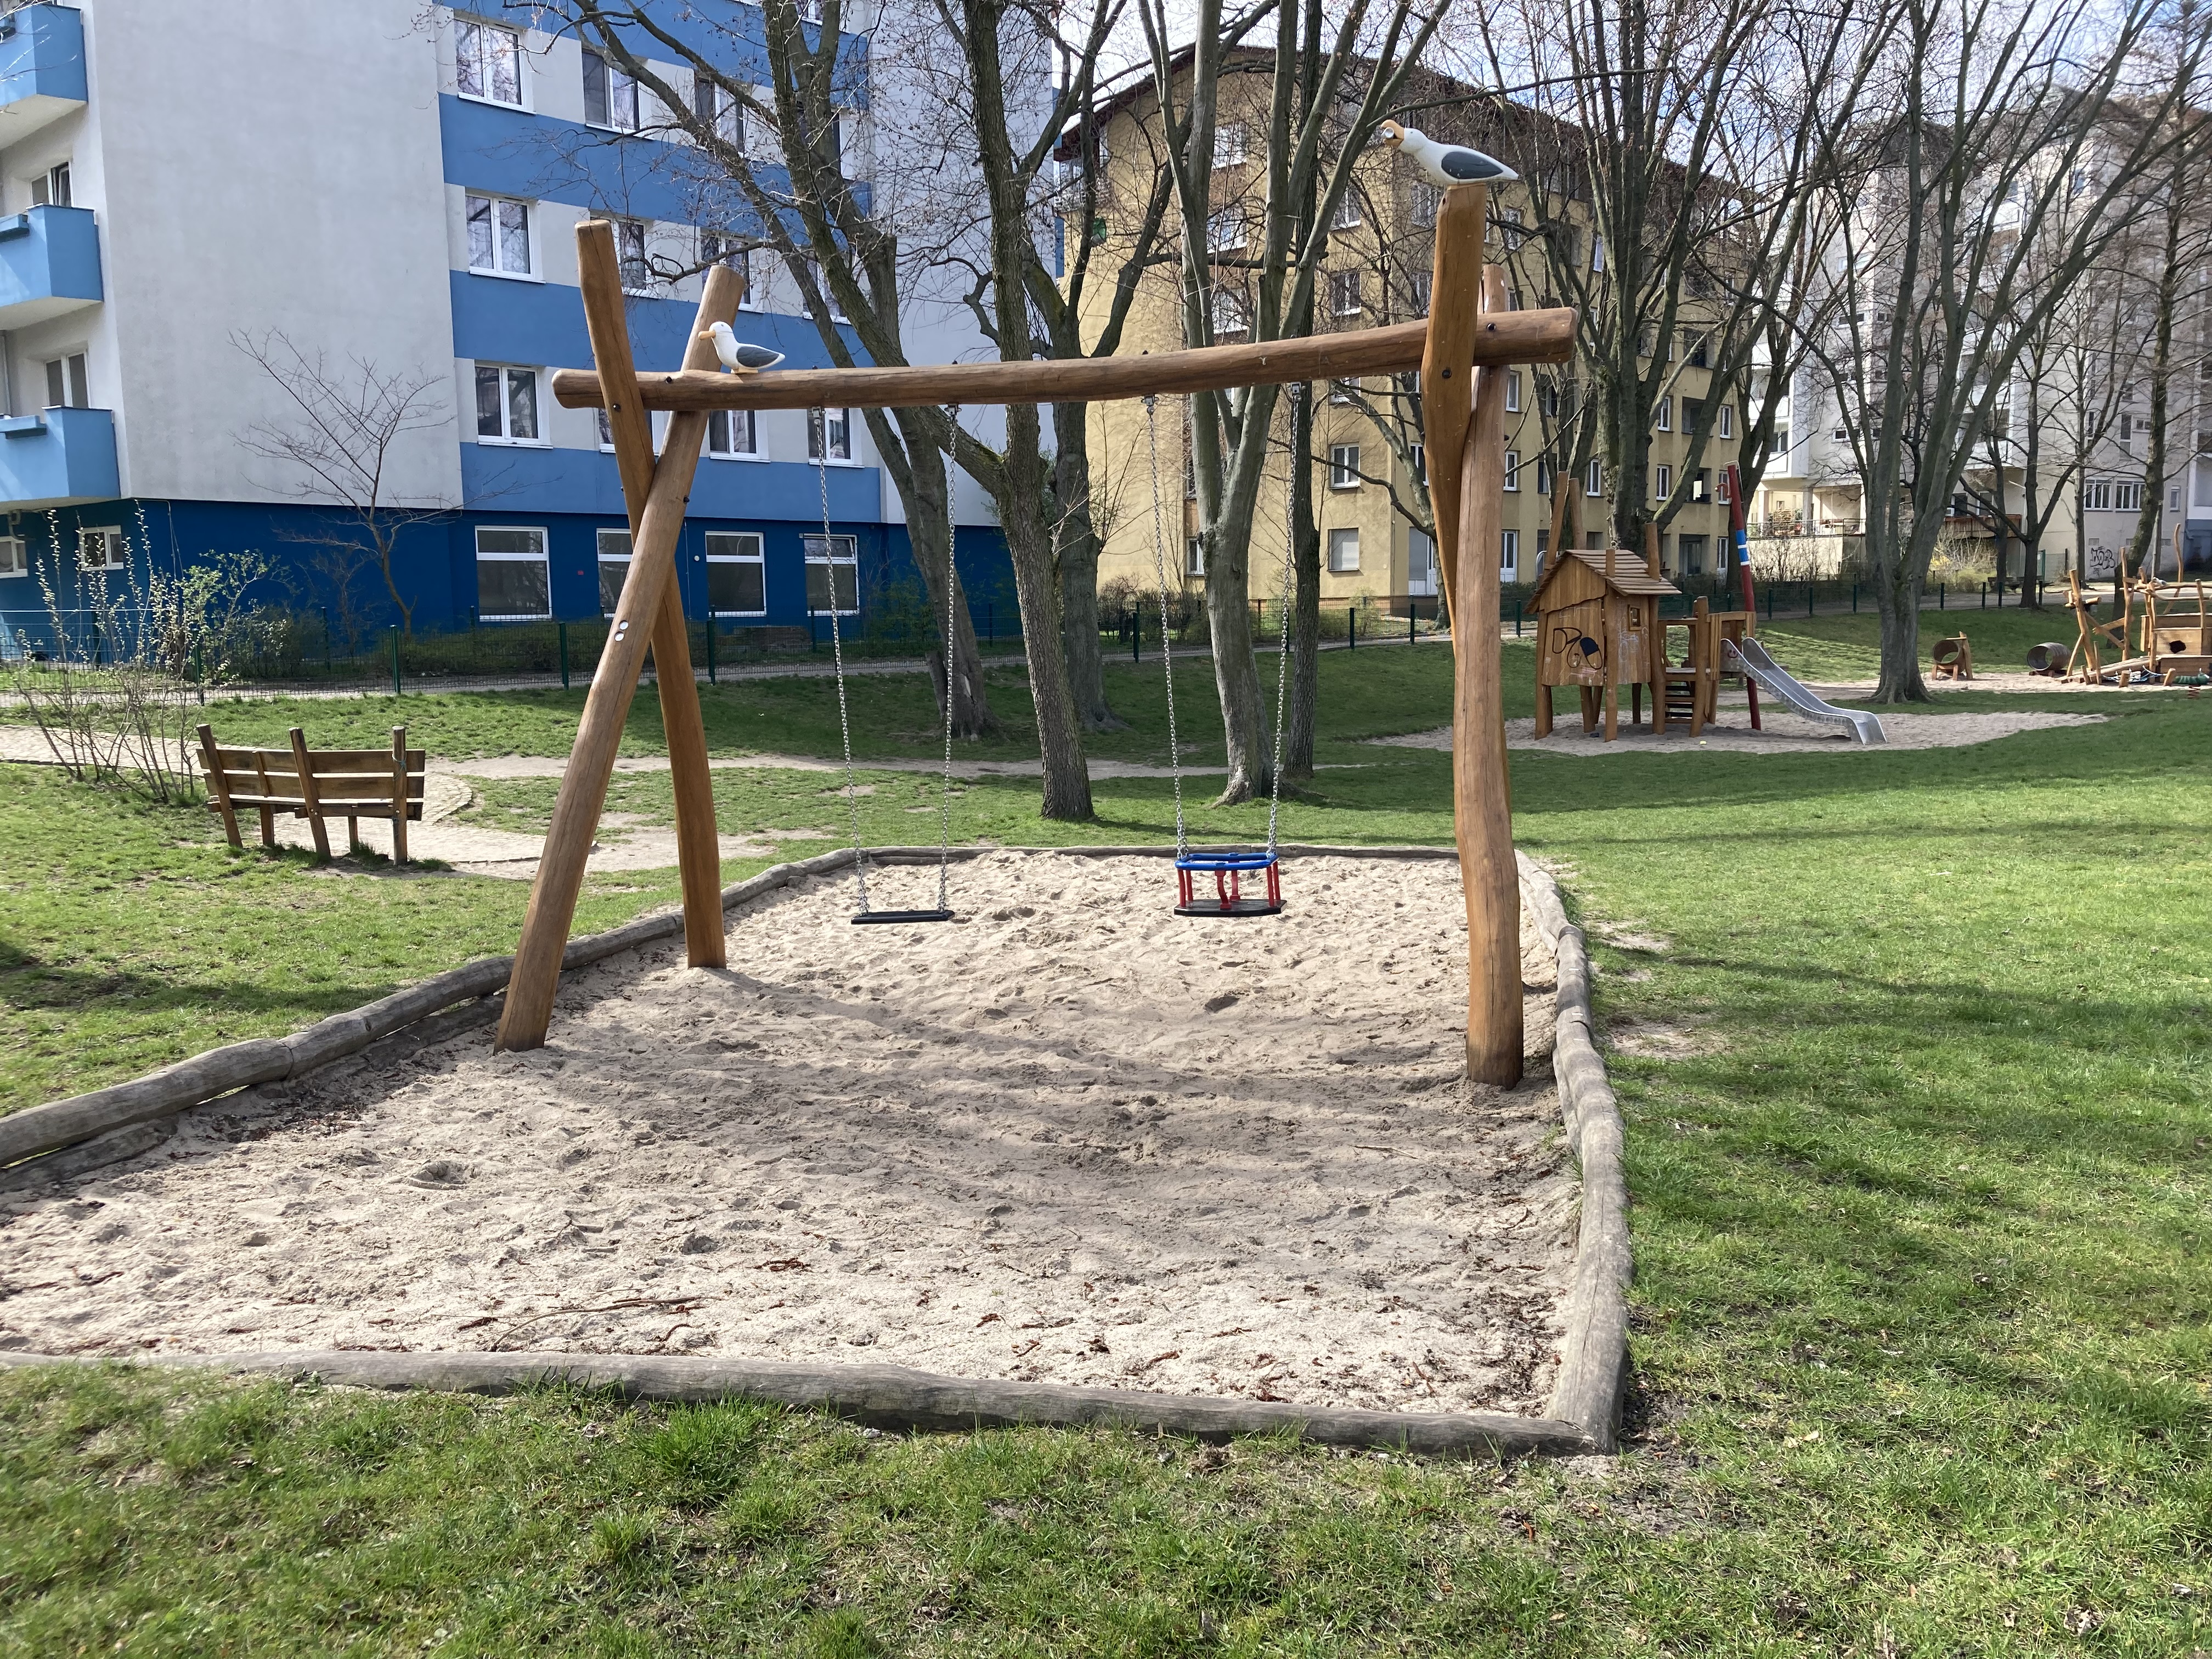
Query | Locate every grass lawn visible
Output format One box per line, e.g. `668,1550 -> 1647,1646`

3,655 -> 2209,1655
1756,603 -> 2086,685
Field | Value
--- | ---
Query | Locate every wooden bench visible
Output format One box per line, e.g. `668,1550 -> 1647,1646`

197,724 -> 425,863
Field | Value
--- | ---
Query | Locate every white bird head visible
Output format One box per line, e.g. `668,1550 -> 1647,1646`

701,320 -> 785,374
1380,121 -> 1518,190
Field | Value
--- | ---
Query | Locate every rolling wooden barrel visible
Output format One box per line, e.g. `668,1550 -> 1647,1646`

2025,641 -> 2070,675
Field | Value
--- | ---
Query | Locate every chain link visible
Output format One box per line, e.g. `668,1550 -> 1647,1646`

1265,382 -> 1300,855
1142,394 -> 1189,858
936,403 -> 961,912
817,419 -> 870,913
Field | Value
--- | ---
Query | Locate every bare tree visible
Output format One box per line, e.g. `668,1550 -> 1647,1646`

234,331 -> 453,637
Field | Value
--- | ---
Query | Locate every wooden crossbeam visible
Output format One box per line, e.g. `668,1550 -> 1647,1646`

495,228 -> 741,1052
548,309 -> 1575,414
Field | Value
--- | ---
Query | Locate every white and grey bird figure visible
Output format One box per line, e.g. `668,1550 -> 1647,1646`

701,320 -> 785,374
1379,121 -> 1517,189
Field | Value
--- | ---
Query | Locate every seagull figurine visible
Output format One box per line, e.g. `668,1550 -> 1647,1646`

1379,121 -> 1517,188
700,320 -> 785,375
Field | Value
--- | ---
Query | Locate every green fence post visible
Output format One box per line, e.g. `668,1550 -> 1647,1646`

1347,603 -> 1356,650
558,622 -> 569,690
390,627 -> 402,697
1940,583 -> 1947,610
1132,610 -> 1141,663
706,619 -> 716,685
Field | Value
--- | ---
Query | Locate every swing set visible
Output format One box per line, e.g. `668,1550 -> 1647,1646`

495,197 -> 1572,1085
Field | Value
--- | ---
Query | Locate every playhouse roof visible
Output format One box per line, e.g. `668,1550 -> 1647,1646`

1535,548 -> 1682,602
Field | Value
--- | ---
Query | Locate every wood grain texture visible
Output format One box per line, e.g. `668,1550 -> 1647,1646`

496,233 -> 735,1049
1456,264 -> 1523,1087
549,308 -> 1575,414
1422,183 -> 1489,616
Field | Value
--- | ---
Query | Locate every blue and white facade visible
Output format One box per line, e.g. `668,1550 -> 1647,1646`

0,1 -> 1012,645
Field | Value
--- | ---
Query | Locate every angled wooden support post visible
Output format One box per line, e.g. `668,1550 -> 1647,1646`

495,227 -> 742,1052
1424,182 -> 1524,1088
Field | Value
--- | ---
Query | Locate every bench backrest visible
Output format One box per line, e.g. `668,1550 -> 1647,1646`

198,725 -> 426,819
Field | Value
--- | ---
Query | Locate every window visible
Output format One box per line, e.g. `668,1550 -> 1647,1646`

1407,272 -> 1431,315
693,74 -> 744,150
1329,377 -> 1358,405
1331,191 -> 1362,230
1654,394 -> 1671,433
1410,443 -> 1425,482
475,364 -> 541,443
1719,402 -> 1734,439
2119,412 -> 2133,444
1211,285 -> 1250,336
476,527 -> 550,620
456,19 -> 523,106
1535,459 -> 1552,495
1655,463 -> 1672,499
1591,234 -> 1605,272
1717,470 -> 1732,504
583,46 -> 639,131
596,528 -> 632,614
1411,182 -> 1440,227
1186,537 -> 1205,576
798,0 -> 825,22
1329,444 -> 1362,489
465,194 -> 533,276
2171,484 -> 2184,511
1694,468 -> 1711,502
29,162 -> 69,208
803,532 -> 858,614
1408,528 -> 1437,595
1206,210 -> 1248,255
1212,123 -> 1248,168
1541,381 -> 1560,418
804,257 -> 848,322
615,219 -> 652,291
704,531 -> 766,615
1330,270 -> 1362,317
78,527 -> 125,571
1503,450 -> 1520,492
1500,528 -> 1520,577
702,234 -> 759,307
1679,532 -> 1708,574
1585,459 -> 1602,496
1327,527 -> 1360,573
596,408 -> 616,452
809,407 -> 853,462
708,407 -> 759,458
1505,371 -> 1521,413
0,537 -> 21,578
1688,332 -> 1709,369
43,352 -> 88,409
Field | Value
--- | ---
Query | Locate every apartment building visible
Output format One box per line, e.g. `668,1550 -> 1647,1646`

1068,56 -> 1743,610
0,1 -> 1008,646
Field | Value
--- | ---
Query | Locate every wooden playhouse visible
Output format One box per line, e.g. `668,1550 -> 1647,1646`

1532,548 -> 1764,740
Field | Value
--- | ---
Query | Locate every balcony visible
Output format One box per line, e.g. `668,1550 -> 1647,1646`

0,6 -> 86,144
0,405 -> 117,508
0,204 -> 100,325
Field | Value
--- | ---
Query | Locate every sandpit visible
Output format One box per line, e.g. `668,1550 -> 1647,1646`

1378,706 -> 2104,757
0,854 -> 1576,1417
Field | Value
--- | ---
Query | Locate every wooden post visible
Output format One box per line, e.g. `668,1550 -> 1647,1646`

495,232 -> 741,1052
1423,182 -> 1488,621
390,725 -> 410,866
288,727 -> 330,860
198,724 -> 240,849
1450,257 -> 1524,1088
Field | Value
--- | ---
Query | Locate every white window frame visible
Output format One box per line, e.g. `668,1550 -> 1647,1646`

1326,527 -> 1361,574
596,528 -> 633,616
1206,210 -> 1248,254
475,526 -> 552,622
475,364 -> 545,445
1331,191 -> 1362,230
1591,234 -> 1605,272
2114,479 -> 2143,513
1410,182 -> 1440,228
0,535 -> 25,578
702,235 -> 760,309
804,257 -> 849,323
2084,477 -> 2112,511
707,407 -> 763,460
1655,394 -> 1671,433
1329,377 -> 1358,405
1212,123 -> 1248,168
78,526 -> 125,572
1585,459 -> 1603,498
1330,270 -> 1362,318
1500,528 -> 1520,578
455,17 -> 525,109
1656,463 -> 1672,500
1718,402 -> 1735,439
1717,470 -> 1732,504
808,407 -> 855,465
704,530 -> 768,617
1505,371 -> 1521,414
693,73 -> 744,151
803,532 -> 859,616
1186,536 -> 1205,577
1503,450 -> 1520,492
596,407 -> 616,452
1328,443 -> 1362,490
29,162 -> 69,208
614,218 -> 654,294
465,193 -> 535,279
582,44 -> 639,132
44,352 -> 88,410
1211,286 -> 1250,337
1407,272 -> 1432,316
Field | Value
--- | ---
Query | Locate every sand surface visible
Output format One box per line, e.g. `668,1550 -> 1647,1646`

1378,706 -> 2104,757
0,854 -> 1575,1415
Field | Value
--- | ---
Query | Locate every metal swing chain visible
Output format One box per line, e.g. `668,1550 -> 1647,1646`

1142,394 -> 1190,858
817,414 -> 871,913
1264,381 -> 1300,856
935,402 -> 961,914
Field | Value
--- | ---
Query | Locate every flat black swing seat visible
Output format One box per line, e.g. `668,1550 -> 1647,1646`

1174,849 -> 1283,918
852,908 -> 957,926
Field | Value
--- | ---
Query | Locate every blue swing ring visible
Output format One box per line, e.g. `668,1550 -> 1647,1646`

1173,849 -> 1284,918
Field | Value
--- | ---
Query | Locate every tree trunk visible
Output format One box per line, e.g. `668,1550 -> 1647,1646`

1870,551 -> 1929,702
1203,485 -> 1268,805
879,407 -> 993,738
1002,407 -> 1092,821
1052,400 -> 1121,731
1285,380 -> 1322,778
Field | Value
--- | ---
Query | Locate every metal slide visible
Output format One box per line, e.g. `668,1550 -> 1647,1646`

1723,637 -> 1887,745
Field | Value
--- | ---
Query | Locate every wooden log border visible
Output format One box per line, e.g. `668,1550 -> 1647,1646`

0,844 -> 1630,1455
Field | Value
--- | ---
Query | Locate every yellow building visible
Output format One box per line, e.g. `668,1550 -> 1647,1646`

1068,59 -> 1745,611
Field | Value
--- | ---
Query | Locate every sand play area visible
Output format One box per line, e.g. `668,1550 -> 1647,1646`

0,854 -> 1577,1417
1377,704 -> 2104,757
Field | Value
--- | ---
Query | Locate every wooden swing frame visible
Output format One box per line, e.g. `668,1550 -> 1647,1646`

498,197 -> 1573,1086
